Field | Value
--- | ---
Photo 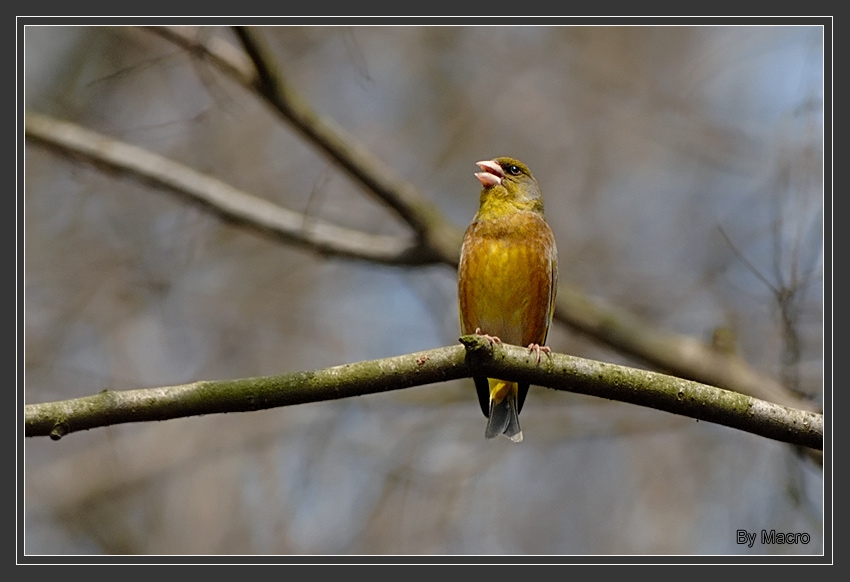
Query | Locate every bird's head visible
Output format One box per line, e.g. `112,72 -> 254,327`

474,157 -> 544,214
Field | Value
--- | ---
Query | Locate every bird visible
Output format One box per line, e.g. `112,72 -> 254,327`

458,157 -> 558,442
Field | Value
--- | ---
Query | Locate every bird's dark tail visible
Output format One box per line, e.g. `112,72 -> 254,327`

485,380 -> 523,442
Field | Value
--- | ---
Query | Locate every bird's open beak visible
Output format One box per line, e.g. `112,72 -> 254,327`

475,160 -> 504,187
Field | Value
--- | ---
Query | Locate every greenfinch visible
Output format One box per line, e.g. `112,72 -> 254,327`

458,157 -> 558,442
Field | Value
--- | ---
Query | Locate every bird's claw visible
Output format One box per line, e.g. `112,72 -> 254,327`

527,343 -> 551,365
475,328 -> 502,345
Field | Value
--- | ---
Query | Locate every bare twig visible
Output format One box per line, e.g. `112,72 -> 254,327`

25,339 -> 823,450
146,25 -> 459,262
25,112 -> 432,265
230,26 -> 460,256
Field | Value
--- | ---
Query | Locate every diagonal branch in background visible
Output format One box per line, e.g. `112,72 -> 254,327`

232,26 -> 461,258
147,25 -> 460,263
25,112 -> 432,265
25,26 -> 819,416
25,338 -> 823,451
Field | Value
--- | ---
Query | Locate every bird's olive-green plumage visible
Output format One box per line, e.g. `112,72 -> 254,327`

458,157 -> 558,442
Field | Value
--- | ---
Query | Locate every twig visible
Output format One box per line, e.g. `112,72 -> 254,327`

25,111 -> 431,265
145,25 -> 459,261
26,340 -> 823,450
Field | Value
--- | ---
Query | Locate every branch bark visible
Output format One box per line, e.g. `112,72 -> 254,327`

25,339 -> 823,450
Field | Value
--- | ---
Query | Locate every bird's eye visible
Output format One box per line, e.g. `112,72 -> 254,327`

507,165 -> 521,176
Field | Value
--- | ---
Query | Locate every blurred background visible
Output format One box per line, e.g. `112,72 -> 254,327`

23,25 -> 825,555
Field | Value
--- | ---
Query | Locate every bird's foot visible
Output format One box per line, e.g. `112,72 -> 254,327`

527,343 -> 552,365
475,328 -> 502,345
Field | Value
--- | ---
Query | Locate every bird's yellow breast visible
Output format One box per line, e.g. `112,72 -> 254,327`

458,210 -> 557,347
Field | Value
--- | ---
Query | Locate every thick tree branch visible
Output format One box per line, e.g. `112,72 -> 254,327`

25,340 -> 823,450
